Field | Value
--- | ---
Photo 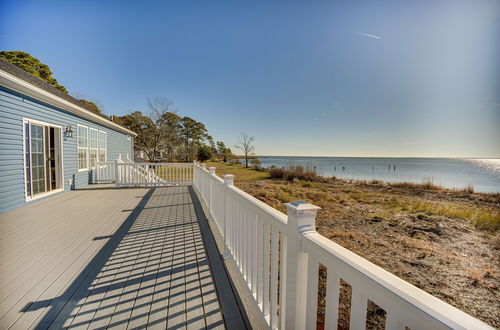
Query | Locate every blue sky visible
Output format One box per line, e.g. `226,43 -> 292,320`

1,0 -> 499,157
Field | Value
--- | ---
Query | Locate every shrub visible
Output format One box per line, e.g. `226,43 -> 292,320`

251,158 -> 262,169
269,163 -> 323,182
197,145 -> 213,162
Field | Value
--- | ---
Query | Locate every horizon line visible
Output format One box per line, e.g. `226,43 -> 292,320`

237,155 -> 500,159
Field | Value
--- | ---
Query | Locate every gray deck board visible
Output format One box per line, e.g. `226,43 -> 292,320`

0,185 -> 248,329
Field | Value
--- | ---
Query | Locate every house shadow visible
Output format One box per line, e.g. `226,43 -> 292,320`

20,186 -> 244,329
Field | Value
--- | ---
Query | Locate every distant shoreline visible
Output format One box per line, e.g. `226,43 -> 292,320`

242,155 -> 500,160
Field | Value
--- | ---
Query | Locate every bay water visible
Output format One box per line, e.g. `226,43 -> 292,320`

253,156 -> 500,193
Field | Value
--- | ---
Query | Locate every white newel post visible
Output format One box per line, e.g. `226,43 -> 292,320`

283,200 -> 321,330
208,167 -> 216,221
222,174 -> 234,259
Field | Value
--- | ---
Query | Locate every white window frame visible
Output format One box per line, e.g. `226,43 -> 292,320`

88,128 -> 98,169
77,124 -> 89,171
98,131 -> 107,163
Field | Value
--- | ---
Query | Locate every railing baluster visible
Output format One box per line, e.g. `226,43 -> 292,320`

252,215 -> 258,297
305,257 -> 319,330
249,212 -> 254,288
236,199 -> 241,266
350,286 -> 368,330
231,196 -> 235,252
256,217 -> 263,305
270,228 -> 279,329
247,211 -> 253,284
243,208 -> 248,279
324,271 -> 340,330
263,222 -> 271,317
278,232 -> 285,330
239,201 -> 244,270
249,212 -> 255,292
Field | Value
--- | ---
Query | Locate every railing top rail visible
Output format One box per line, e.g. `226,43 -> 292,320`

303,232 -> 492,329
212,174 -> 225,184
228,184 -> 288,225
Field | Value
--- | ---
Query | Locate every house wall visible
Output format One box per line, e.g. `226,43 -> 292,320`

0,86 -> 133,213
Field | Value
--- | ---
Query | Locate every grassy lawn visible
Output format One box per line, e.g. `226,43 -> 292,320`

205,161 -> 270,182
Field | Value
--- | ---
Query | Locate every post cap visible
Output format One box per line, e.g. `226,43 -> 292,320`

223,174 -> 235,185
209,167 -> 216,174
201,163 -> 206,169
284,200 -> 321,215
285,200 -> 320,233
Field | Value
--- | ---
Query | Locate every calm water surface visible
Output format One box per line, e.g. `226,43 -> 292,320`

252,157 -> 500,193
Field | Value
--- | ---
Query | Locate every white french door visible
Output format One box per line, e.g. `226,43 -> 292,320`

23,119 -> 63,200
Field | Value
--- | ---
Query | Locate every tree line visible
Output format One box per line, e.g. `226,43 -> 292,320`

112,97 -> 233,163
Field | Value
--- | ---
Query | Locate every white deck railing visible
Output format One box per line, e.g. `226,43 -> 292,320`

116,162 -> 193,186
96,154 -> 194,186
192,162 -> 492,330
95,161 -> 117,183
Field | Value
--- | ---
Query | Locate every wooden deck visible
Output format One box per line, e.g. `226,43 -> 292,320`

0,185 -> 248,329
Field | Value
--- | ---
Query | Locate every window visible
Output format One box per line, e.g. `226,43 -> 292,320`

89,128 -> 98,168
77,125 -> 88,170
78,126 -> 108,170
98,131 -> 107,162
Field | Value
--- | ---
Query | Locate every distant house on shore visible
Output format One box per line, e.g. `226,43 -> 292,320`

0,59 -> 137,213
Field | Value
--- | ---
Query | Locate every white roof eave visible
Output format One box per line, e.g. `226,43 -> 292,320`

0,69 -> 137,137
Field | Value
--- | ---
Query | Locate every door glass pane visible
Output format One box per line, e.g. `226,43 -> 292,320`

31,124 -> 46,195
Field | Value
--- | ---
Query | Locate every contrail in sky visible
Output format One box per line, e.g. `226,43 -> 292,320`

359,32 -> 382,40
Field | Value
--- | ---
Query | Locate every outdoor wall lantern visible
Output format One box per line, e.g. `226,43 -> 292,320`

64,125 -> 74,138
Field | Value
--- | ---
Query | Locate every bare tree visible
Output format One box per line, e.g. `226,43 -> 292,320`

134,97 -> 176,162
235,133 -> 255,168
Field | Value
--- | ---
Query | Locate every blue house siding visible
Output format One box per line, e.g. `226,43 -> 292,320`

0,86 -> 133,213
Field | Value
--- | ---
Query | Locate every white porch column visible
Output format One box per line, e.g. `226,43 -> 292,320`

282,200 -> 321,330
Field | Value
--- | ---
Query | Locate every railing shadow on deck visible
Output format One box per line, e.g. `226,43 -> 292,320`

20,186 -> 227,329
